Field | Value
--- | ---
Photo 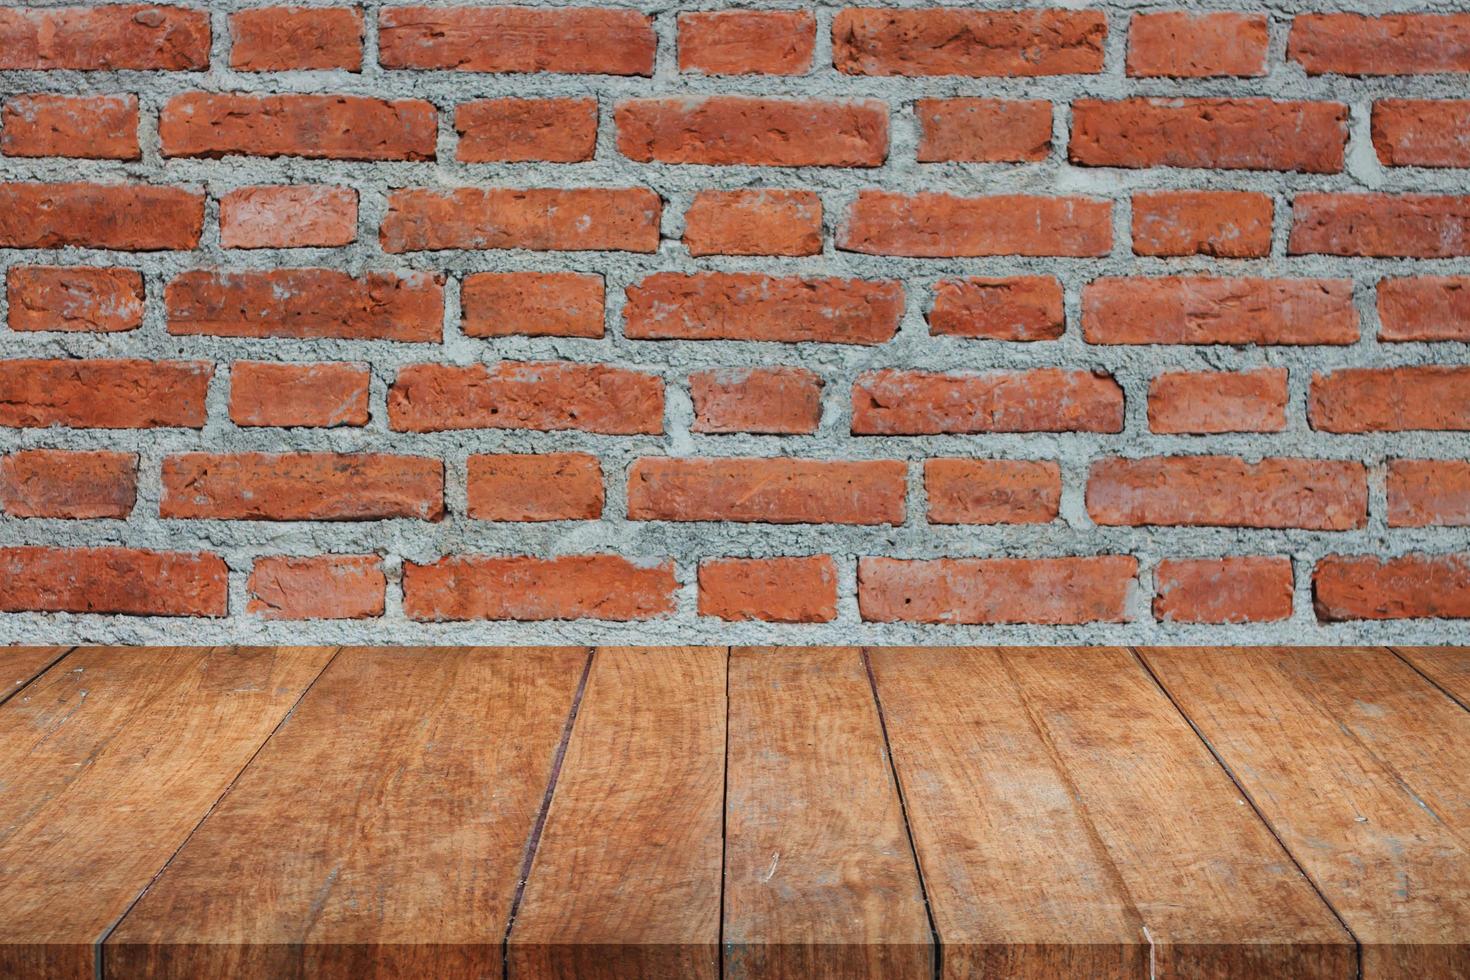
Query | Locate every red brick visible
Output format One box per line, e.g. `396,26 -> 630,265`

1290,194 -> 1470,258
219,185 -> 357,249
1,94 -> 139,159
683,190 -> 822,257
0,449 -> 137,519
625,273 -> 901,345
927,277 -> 1064,341
1083,277 -> 1357,345
1127,12 -> 1268,77
0,547 -> 226,617
924,459 -> 1060,525
389,362 -> 663,435
247,555 -> 384,620
616,97 -> 887,167
1071,99 -> 1347,172
467,453 -> 603,522
229,361 -> 370,428
690,367 -> 823,434
0,182 -> 202,250
1148,368 -> 1289,434
679,10 -> 814,76
915,98 -> 1051,163
1290,14 -> 1470,76
167,269 -> 442,342
1373,100 -> 1470,168
1131,191 -> 1273,258
833,8 -> 1106,77
1154,557 -> 1293,624
1388,460 -> 1470,528
852,369 -> 1124,435
403,555 -> 676,622
161,452 -> 443,521
840,191 -> 1111,257
627,457 -> 906,525
160,93 -> 435,160
0,358 -> 210,429
379,6 -> 655,75
0,5 -> 209,70
1378,277 -> 1470,342
462,272 -> 604,339
858,556 -> 1136,625
1087,456 -> 1367,530
1310,367 -> 1470,433
230,6 -> 361,70
1314,554 -> 1470,621
698,556 -> 837,623
380,187 -> 660,253
455,98 -> 597,163
7,267 -> 144,333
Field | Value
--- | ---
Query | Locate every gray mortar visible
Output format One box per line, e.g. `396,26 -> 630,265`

2,0 -> 1469,647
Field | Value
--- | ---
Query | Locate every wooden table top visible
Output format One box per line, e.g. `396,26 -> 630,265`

0,646 -> 1466,979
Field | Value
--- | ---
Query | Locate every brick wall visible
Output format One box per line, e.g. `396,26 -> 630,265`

1,2 -> 1468,645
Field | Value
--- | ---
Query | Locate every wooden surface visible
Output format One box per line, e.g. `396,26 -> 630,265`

0,645 -> 1467,979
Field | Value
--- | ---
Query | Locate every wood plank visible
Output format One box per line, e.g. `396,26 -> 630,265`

106,646 -> 587,979
872,647 -> 1353,979
1,647 -> 69,703
1143,646 -> 1470,979
0,646 -> 335,980
724,647 -> 933,980
508,647 -> 725,980
1395,646 -> 1470,709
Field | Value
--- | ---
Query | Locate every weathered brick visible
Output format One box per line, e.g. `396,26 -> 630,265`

858,556 -> 1136,624
1290,14 -> 1470,76
1087,456 -> 1367,530
914,98 -> 1052,163
1378,277 -> 1470,342
1373,100 -> 1470,168
683,190 -> 822,257
833,8 -> 1106,77
467,453 -> 603,522
0,449 -> 137,519
1290,194 -> 1470,258
852,369 -> 1124,435
698,556 -> 837,623
161,452 -> 444,521
679,10 -> 814,75
927,277 -> 1064,341
403,555 -> 677,621
167,269 -> 443,342
1127,12 -> 1268,77
1314,554 -> 1470,621
1148,369 -> 1288,434
379,6 -> 655,75
380,187 -> 661,253
625,272 -> 902,345
0,359 -> 211,429
1310,367 -> 1470,432
247,555 -> 385,620
2,94 -> 139,159
0,5 -> 209,70
840,191 -> 1111,257
161,93 -> 435,160
924,459 -> 1060,525
455,98 -> 598,163
230,6 -> 361,71
0,547 -> 227,616
229,362 -> 370,428
1131,191 -> 1273,258
7,267 -> 144,333
1388,460 -> 1470,528
461,272 -> 604,338
690,367 -> 823,434
219,185 -> 358,249
1083,277 -> 1357,345
389,362 -> 663,435
627,457 -> 906,525
0,182 -> 202,250
616,97 -> 887,167
1154,557 -> 1293,624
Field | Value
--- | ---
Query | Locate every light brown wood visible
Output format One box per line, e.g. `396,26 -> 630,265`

0,646 -> 335,980
105,646 -> 587,980
724,647 -> 933,980
1143,646 -> 1470,978
1395,646 -> 1470,709
508,647 -> 726,980
0,646 -> 69,703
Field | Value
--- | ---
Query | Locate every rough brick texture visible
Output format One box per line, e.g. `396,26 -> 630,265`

0,0 -> 1464,645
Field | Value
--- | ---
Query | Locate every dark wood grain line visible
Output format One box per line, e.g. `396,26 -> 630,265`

1390,647 -> 1470,713
0,646 -> 75,707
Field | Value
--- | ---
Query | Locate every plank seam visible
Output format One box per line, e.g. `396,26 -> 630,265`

1389,647 -> 1470,715
0,646 -> 77,709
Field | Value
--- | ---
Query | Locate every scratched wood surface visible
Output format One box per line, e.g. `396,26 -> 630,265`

0,646 -> 70,704
1395,646 -> 1470,709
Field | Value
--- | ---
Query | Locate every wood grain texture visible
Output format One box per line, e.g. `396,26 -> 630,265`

0,646 -> 335,980
724,647 -> 933,980
0,646 -> 69,703
106,646 -> 587,980
508,647 -> 726,980
1143,646 -> 1470,979
1395,646 -> 1470,709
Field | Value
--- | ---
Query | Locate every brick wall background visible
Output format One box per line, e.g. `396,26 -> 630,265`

1,1 -> 1468,646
